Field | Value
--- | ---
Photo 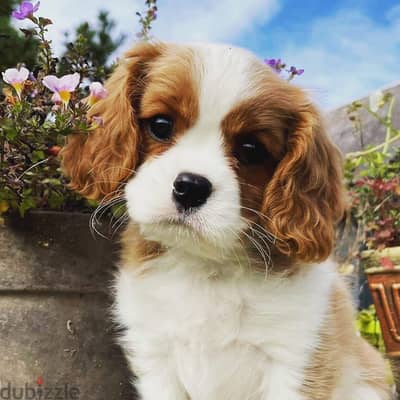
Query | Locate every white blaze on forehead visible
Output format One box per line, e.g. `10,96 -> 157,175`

189,43 -> 260,130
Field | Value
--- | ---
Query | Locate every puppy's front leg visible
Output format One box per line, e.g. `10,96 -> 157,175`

136,369 -> 189,400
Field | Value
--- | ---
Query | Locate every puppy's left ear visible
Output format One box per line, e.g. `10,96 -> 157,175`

262,99 -> 345,263
61,42 -> 163,200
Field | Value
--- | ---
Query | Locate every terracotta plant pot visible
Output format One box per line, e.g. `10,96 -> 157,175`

0,211 -> 136,399
363,246 -> 400,392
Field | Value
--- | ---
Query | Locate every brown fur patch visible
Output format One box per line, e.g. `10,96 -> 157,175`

221,94 -> 286,225
120,223 -> 165,268
138,44 -> 200,162
301,281 -> 391,399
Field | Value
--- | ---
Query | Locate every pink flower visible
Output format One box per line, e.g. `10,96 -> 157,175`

88,82 -> 108,106
381,257 -> 394,270
12,1 -> 40,20
2,67 -> 30,98
91,116 -> 104,127
43,73 -> 80,108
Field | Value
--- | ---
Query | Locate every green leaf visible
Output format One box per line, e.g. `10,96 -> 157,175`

41,178 -> 62,186
19,28 -> 35,38
5,129 -> 17,141
111,203 -> 127,218
48,192 -> 64,209
32,150 -> 45,163
19,197 -> 36,217
39,17 -> 53,27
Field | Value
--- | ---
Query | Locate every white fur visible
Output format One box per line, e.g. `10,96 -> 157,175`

116,44 -> 388,400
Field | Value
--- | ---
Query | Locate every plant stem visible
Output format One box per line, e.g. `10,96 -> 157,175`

38,27 -> 52,75
0,132 -> 4,166
363,105 -> 394,130
346,132 -> 400,158
383,96 -> 396,155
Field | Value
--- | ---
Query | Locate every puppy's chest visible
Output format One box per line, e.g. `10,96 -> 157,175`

116,260 -> 332,360
119,265 -> 259,342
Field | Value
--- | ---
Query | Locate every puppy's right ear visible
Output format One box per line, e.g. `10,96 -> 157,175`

61,42 -> 163,200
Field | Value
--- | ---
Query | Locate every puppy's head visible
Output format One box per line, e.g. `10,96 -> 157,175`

62,42 -> 344,264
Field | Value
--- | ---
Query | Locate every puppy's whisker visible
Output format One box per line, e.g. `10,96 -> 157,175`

241,216 -> 278,244
93,165 -> 137,175
239,206 -> 274,224
111,205 -> 128,229
225,227 -> 252,271
246,225 -> 273,272
96,196 -> 125,221
212,202 -> 281,244
112,213 -> 129,238
90,194 -> 126,239
238,181 -> 263,191
81,181 -> 127,192
240,229 -> 270,272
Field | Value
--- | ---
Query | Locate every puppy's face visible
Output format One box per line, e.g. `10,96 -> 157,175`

62,42 -> 344,264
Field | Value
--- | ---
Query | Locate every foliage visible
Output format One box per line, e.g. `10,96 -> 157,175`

136,0 -> 158,41
356,305 -> 385,353
345,92 -> 400,253
0,1 -> 158,217
0,42 -> 97,216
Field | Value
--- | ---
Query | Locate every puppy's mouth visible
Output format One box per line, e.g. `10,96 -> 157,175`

149,210 -> 209,236
136,206 -> 235,249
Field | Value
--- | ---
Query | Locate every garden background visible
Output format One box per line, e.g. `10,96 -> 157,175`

0,0 -> 400,398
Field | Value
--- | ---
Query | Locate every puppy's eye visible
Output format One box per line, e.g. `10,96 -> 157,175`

146,115 -> 174,142
234,136 -> 268,165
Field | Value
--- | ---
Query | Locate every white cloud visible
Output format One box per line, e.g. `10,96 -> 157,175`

15,0 -> 279,56
277,7 -> 400,109
152,0 -> 279,43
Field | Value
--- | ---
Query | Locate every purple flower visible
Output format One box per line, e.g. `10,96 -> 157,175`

91,116 -> 104,128
264,58 -> 285,73
12,1 -> 40,20
28,71 -> 36,81
88,82 -> 108,106
149,6 -> 157,20
43,72 -> 80,108
2,67 -> 30,98
289,66 -> 304,76
264,58 -> 280,67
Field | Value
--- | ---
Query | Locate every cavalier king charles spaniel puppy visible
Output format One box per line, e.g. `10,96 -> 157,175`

61,42 -> 391,399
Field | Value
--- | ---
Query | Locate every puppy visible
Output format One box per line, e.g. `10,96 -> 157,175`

62,42 -> 391,400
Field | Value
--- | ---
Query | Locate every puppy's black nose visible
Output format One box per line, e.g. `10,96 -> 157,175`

173,172 -> 212,211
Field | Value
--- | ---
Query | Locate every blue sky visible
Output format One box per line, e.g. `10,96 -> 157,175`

236,0 -> 400,108
18,0 -> 400,109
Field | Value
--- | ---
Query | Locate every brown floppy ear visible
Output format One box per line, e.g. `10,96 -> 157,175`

61,42 -> 163,200
262,100 -> 345,263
